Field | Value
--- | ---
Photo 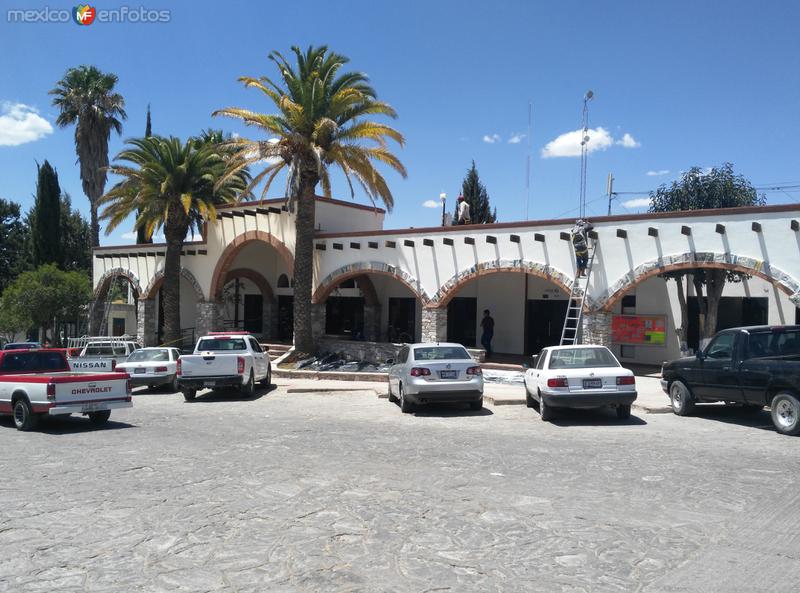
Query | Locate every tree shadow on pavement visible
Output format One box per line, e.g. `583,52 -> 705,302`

688,405 -> 775,432
545,406 -> 648,427
0,415 -> 136,435
186,384 -> 275,403
408,403 -> 494,418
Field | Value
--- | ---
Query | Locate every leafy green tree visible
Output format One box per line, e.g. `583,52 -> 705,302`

31,160 -> 62,266
214,45 -> 407,353
0,198 -> 29,295
99,135 -> 249,345
650,163 -> 765,345
0,264 -> 91,344
59,193 -> 92,272
50,65 -> 127,246
454,161 -> 496,224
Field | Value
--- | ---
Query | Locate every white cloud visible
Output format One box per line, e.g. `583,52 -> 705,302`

621,197 -> 651,209
0,102 -> 53,146
616,133 -> 640,148
422,200 -> 440,209
121,231 -> 137,240
482,133 -> 501,144
541,127 -> 614,158
646,169 -> 670,176
508,133 -> 526,144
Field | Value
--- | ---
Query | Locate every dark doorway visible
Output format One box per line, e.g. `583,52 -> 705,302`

388,298 -> 416,342
447,297 -> 477,347
526,299 -> 568,354
688,296 -> 768,350
112,317 -> 126,337
796,307 -> 799,325
325,297 -> 365,338
243,294 -> 263,334
277,295 -> 294,341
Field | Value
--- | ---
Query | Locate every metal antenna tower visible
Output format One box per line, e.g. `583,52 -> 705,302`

525,101 -> 532,220
578,90 -> 594,219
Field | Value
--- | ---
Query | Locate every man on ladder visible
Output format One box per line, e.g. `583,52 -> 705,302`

571,219 -> 593,278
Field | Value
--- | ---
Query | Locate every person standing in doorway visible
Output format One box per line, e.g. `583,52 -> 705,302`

456,194 -> 471,225
480,309 -> 494,358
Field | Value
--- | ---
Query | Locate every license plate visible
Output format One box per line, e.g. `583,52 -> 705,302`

439,370 -> 458,379
204,381 -> 217,387
134,368 -> 146,374
82,403 -> 102,412
583,378 -> 603,389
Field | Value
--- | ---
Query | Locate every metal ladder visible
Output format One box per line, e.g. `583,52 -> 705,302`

559,239 -> 597,346
95,282 -> 116,337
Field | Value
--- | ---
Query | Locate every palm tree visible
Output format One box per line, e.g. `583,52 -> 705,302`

213,45 -> 406,353
99,135 -> 249,345
50,65 -> 127,247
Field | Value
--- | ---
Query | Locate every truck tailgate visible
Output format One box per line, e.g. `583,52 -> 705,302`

179,354 -> 240,378
51,372 -> 130,405
69,358 -> 116,372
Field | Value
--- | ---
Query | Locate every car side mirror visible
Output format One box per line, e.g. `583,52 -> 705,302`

385,358 -> 394,366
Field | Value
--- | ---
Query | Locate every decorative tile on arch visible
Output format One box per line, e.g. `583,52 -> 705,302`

94,267 -> 142,298
142,267 -> 206,302
312,261 -> 431,305
597,251 -> 800,311
432,259 -> 575,308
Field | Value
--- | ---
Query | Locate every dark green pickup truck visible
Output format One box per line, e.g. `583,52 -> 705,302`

660,325 -> 800,435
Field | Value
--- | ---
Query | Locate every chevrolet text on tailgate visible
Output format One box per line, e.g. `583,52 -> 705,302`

0,349 -> 132,431
177,332 -> 271,401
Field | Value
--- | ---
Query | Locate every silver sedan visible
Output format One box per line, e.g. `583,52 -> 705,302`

388,343 -> 484,413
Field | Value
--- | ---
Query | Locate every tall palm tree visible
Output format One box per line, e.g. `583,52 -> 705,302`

50,65 -> 127,247
213,45 -> 406,353
99,135 -> 249,345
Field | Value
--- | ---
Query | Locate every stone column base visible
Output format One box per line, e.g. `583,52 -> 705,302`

421,307 -> 448,343
137,299 -> 157,346
196,301 -> 223,337
581,310 -> 612,346
364,304 -> 382,342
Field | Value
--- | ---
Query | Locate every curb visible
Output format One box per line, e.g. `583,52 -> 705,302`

274,369 -> 388,383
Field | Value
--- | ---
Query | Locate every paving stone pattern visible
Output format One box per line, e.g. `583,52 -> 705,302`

1,387 -> 799,592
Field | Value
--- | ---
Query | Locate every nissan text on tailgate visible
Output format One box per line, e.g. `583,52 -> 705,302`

177,332 -> 271,401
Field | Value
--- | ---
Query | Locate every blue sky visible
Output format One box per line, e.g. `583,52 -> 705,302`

1,0 -> 799,245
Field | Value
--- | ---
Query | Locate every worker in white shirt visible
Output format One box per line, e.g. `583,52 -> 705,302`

456,195 -> 471,225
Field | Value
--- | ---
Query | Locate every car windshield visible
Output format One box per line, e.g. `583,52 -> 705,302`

197,338 -> 247,351
413,346 -> 471,361
548,347 -> 620,369
84,344 -> 128,356
126,349 -> 170,363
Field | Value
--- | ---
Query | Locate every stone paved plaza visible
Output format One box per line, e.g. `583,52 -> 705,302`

2,382 -> 800,593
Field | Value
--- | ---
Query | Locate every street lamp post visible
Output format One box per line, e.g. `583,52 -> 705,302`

440,192 -> 447,226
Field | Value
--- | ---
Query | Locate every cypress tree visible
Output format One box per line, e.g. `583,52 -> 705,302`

455,161 -> 497,224
137,104 -> 153,244
32,160 -> 62,266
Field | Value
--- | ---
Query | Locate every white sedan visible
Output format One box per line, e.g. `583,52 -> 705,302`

388,343 -> 484,413
116,347 -> 182,391
523,345 -> 637,421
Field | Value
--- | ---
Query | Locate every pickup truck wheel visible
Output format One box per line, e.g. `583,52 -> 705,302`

182,389 -> 197,402
169,376 -> 180,393
88,410 -> 111,425
670,381 -> 695,416
240,372 -> 255,396
259,365 -> 271,387
12,398 -> 39,431
771,393 -> 800,436
616,404 -> 632,419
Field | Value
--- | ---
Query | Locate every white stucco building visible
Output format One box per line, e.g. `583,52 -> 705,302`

92,197 -> 800,365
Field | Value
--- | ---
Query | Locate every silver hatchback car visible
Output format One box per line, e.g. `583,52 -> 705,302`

388,343 -> 484,413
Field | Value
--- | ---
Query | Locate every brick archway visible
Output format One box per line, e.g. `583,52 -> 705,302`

598,251 -> 800,312
94,267 -> 141,299
312,262 -> 430,305
210,231 -> 294,304
432,260 -> 573,308
220,268 -> 275,303
142,267 -> 206,301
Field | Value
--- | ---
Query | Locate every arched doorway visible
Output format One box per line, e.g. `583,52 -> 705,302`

90,268 -> 142,337
141,268 -> 205,348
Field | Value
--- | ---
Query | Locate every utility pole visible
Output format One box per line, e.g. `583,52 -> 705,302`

606,173 -> 615,216
578,90 -> 594,219
526,101 -> 532,220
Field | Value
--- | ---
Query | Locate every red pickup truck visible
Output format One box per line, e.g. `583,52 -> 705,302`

0,349 -> 132,431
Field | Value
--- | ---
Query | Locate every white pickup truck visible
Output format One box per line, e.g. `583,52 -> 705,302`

177,332 -> 271,401
0,348 -> 132,430
68,337 -> 141,372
